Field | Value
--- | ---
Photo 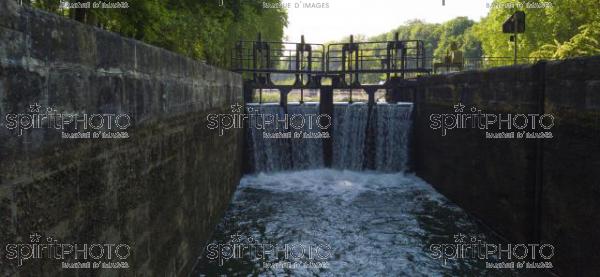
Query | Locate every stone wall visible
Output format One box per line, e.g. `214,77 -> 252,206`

391,56 -> 600,276
540,57 -> 600,276
0,1 -> 243,276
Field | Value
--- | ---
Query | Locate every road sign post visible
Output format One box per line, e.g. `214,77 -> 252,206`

503,11 -> 526,65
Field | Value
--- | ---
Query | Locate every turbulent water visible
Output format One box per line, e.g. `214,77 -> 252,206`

196,102 -> 531,276
374,103 -> 412,172
246,103 -> 293,172
247,102 -> 413,173
331,103 -> 369,170
288,102 -> 324,169
193,170 -> 523,276
246,102 -> 325,172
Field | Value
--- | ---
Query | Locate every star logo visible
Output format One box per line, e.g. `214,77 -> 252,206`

230,233 -> 243,243
453,103 -> 465,113
29,103 -> 41,113
453,233 -> 466,243
30,233 -> 41,243
230,103 -> 243,113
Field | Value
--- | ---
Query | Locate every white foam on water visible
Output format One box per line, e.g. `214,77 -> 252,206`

287,102 -> 324,169
247,102 -> 415,173
331,103 -> 369,170
196,169 -> 510,276
246,103 -> 292,172
374,103 -> 413,172
204,102 -> 527,276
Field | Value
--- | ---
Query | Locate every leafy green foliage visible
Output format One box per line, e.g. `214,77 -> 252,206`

434,17 -> 482,58
353,18 -> 482,61
531,22 -> 600,58
29,0 -> 287,67
28,0 -> 598,67
339,1 -> 599,61
473,0 -> 600,58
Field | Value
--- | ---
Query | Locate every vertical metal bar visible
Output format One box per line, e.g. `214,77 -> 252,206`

354,40 -> 359,85
252,42 -> 257,82
321,45 -> 325,72
243,81 -> 253,104
265,43 -> 271,85
348,49 -> 353,103
342,48 -> 346,80
417,41 -> 421,68
514,33 -> 518,65
421,41 -> 425,70
514,18 -> 518,65
295,36 -> 301,87
360,49 -> 363,72
300,35 -> 305,103
401,47 -> 406,79
348,35 -> 353,103
326,45 -> 330,72
320,84 -> 334,167
280,88 -> 289,108
367,87 -> 375,106
394,32 -> 399,78
386,45 -> 391,81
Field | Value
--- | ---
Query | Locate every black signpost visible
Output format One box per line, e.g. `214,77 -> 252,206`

503,11 -> 526,65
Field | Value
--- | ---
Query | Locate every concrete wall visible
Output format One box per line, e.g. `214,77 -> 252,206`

392,56 -> 600,276
0,1 -> 243,276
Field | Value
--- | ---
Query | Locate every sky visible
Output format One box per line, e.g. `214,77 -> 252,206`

282,0 -> 492,43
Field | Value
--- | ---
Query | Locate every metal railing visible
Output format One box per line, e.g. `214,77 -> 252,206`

232,34 -> 558,89
232,41 -> 326,75
428,56 -> 553,73
232,34 -> 430,87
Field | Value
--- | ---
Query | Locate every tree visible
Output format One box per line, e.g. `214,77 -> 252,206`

472,0 -> 600,58
433,17 -> 481,58
28,0 -> 288,67
531,22 -> 600,58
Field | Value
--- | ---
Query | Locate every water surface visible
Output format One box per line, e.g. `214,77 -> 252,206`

193,169 -> 526,276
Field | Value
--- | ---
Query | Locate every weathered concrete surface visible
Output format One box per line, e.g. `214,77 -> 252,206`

0,1 -> 243,276
390,56 -> 600,276
540,57 -> 600,276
